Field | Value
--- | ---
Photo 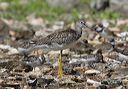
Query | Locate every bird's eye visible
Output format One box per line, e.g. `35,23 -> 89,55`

80,21 -> 85,25
80,21 -> 83,24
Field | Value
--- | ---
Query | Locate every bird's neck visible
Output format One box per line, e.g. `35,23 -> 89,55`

74,26 -> 82,35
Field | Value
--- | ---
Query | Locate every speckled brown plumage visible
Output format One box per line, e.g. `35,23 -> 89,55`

32,28 -> 82,46
17,19 -> 87,56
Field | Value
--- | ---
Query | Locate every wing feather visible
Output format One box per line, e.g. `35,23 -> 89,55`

34,29 -> 81,46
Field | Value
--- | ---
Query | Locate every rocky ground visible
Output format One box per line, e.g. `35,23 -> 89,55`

0,17 -> 127,89
0,0 -> 128,89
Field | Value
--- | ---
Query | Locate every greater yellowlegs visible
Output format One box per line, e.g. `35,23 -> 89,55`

26,19 -> 88,77
17,20 -> 89,77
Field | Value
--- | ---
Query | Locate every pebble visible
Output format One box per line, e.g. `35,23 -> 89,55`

85,69 -> 100,75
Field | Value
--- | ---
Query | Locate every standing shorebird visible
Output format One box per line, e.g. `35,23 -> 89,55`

93,23 -> 116,41
17,19 -> 89,78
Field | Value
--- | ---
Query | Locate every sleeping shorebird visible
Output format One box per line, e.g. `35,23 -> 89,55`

83,49 -> 104,64
108,38 -> 128,63
95,38 -> 115,53
111,40 -> 128,62
17,19 -> 89,78
22,54 -> 46,72
17,40 -> 36,56
70,39 -> 95,55
69,49 -> 104,67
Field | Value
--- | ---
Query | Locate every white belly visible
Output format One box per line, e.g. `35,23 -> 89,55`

101,31 -> 108,37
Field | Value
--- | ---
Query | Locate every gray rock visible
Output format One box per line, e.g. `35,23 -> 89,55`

90,0 -> 109,11
85,69 -> 100,75
90,0 -> 128,16
110,0 -> 128,16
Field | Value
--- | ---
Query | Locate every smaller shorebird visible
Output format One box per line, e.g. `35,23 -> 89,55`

70,39 -> 95,55
17,19 -> 89,78
113,46 -> 128,62
85,49 -> 104,63
17,40 -> 37,56
115,49 -> 128,63
17,35 -> 49,56
93,23 -> 116,41
21,54 -> 46,72
95,38 -> 115,53
69,49 -> 104,67
109,38 -> 128,62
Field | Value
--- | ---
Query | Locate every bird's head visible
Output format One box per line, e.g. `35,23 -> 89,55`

94,23 -> 104,33
75,19 -> 89,29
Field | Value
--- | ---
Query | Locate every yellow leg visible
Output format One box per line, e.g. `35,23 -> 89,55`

58,50 -> 63,78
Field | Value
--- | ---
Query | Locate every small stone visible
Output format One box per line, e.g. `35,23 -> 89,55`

52,21 -> 64,30
71,76 -> 84,83
85,69 -> 100,75
121,79 -> 128,85
110,27 -> 120,32
27,15 -> 44,26
35,28 -> 52,37
59,76 -> 76,85
87,79 -> 101,86
101,19 -> 109,28
0,79 -> 4,84
38,75 -> 56,85
96,84 -> 109,89
125,75 -> 128,78
42,67 -> 51,73
0,2 -> 9,10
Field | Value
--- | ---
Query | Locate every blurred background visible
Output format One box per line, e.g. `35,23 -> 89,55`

0,1 -> 128,89
0,0 -> 127,21
0,0 -> 127,43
